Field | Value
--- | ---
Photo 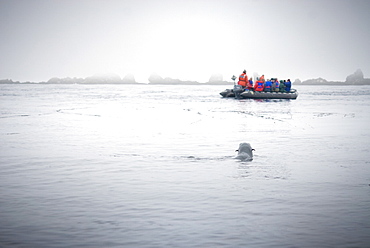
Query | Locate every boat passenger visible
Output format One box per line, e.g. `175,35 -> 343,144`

238,70 -> 248,89
259,75 -> 265,82
271,78 -> 279,92
271,79 -> 276,91
285,79 -> 292,92
264,79 -> 272,92
246,78 -> 254,91
254,80 -> 264,92
274,79 -> 279,92
279,80 -> 286,93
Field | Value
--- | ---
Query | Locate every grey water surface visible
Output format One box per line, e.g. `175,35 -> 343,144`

1,84 -> 369,247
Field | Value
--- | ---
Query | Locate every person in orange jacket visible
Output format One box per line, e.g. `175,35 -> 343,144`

238,70 -> 248,88
259,74 -> 265,82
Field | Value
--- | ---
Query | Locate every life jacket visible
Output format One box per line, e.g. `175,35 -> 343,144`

259,75 -> 265,82
238,73 -> 248,87
254,81 -> 264,91
285,81 -> 292,92
247,79 -> 253,89
265,81 -> 272,89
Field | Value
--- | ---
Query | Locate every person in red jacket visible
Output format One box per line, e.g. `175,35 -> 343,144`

259,74 -> 265,82
254,80 -> 264,91
238,70 -> 248,88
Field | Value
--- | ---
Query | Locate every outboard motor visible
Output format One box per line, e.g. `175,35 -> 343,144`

231,75 -> 243,99
234,84 -> 243,99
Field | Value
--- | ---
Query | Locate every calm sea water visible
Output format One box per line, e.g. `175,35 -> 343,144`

1,84 -> 369,247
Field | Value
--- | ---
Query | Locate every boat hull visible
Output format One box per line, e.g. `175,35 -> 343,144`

220,89 -> 298,99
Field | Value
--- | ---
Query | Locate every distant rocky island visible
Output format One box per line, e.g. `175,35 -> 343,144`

0,72 -> 231,85
0,73 -> 140,85
147,73 -> 229,85
298,69 -> 370,85
1,69 -> 369,85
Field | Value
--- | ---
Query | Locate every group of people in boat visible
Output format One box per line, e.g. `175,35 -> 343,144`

237,70 -> 292,93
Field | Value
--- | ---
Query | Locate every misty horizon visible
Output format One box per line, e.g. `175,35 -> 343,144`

2,68 -> 369,86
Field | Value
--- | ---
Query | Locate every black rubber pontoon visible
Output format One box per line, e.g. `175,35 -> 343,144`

220,89 -> 298,99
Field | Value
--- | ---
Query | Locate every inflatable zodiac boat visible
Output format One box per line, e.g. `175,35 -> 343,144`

220,86 -> 298,100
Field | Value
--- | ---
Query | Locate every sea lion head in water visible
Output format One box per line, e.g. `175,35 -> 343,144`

235,142 -> 255,161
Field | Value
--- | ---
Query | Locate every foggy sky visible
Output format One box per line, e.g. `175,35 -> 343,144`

1,0 -> 369,83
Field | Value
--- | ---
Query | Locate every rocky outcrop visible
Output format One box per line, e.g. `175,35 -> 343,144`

47,77 -> 84,84
301,77 -> 329,85
148,73 -> 163,84
148,73 -> 199,85
122,74 -> 136,84
293,79 -> 301,84
0,79 -> 19,84
45,74 -> 140,84
205,73 -> 230,85
83,73 -> 122,84
300,69 -> 370,85
345,69 -> 370,84
208,73 -> 223,82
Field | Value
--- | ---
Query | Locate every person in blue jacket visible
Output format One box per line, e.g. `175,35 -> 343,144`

247,78 -> 254,91
264,79 -> 272,92
285,79 -> 292,92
